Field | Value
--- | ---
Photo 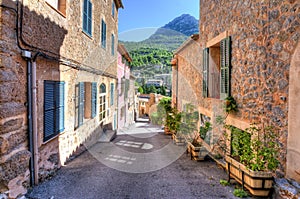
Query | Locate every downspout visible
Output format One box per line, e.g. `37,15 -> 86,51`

32,53 -> 40,185
25,55 -> 35,186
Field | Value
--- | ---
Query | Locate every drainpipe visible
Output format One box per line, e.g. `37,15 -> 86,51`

32,53 -> 40,185
24,51 -> 35,186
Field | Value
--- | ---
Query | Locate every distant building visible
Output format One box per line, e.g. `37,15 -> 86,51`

117,44 -> 136,129
146,79 -> 163,87
138,94 -> 156,117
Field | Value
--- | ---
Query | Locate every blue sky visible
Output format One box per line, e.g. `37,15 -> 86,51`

118,0 -> 199,41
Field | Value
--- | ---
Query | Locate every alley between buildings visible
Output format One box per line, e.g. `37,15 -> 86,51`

26,120 -> 240,199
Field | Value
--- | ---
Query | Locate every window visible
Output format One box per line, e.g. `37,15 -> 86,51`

99,83 -> 106,122
82,82 -> 97,119
46,0 -> 66,15
112,1 -> 115,18
44,81 -> 65,142
203,36 -> 231,100
110,83 -> 114,106
111,34 -> 115,55
83,0 -> 92,36
101,19 -> 107,48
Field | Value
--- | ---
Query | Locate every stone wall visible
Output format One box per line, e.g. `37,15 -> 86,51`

0,0 -> 121,198
198,0 -> 299,176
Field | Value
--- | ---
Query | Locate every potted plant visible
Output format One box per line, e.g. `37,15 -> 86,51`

187,121 -> 211,161
156,97 -> 173,134
224,124 -> 280,197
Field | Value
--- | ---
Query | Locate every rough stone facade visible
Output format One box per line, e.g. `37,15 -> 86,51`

173,0 -> 300,186
0,0 -> 122,198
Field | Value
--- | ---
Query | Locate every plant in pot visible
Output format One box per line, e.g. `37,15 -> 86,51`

187,121 -> 212,161
224,124 -> 280,197
156,97 -> 172,134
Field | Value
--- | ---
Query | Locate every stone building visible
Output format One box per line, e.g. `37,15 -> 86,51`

117,44 -> 136,129
0,0 -> 123,198
172,0 -> 300,187
138,93 -> 156,117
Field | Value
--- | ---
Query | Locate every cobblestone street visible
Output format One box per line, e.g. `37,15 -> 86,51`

26,121 -> 243,199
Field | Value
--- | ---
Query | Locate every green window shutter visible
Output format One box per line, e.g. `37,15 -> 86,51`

220,37 -> 231,100
110,83 -> 114,106
78,82 -> 85,126
56,82 -> 65,133
91,82 -> 97,118
125,79 -> 129,99
202,48 -> 209,98
87,0 -> 92,35
83,0 -> 88,33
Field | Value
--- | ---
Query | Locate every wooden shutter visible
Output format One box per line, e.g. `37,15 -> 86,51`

220,37 -> 231,100
87,0 -> 92,35
91,82 -> 97,118
56,82 -> 65,133
202,48 -> 209,98
78,82 -> 84,126
83,0 -> 88,33
101,20 -> 106,48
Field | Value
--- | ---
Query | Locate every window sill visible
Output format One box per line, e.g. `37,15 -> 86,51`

45,2 -> 66,18
42,131 -> 64,145
82,30 -> 93,39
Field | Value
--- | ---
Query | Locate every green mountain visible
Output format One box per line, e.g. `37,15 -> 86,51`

120,14 -> 199,90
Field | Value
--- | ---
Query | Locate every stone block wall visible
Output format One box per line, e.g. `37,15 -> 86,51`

1,0 -> 121,197
198,0 -> 299,175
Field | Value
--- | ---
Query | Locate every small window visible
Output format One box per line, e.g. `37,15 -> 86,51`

83,0 -> 92,36
111,34 -> 115,55
112,1 -> 115,18
101,19 -> 107,48
46,0 -> 66,15
44,81 -> 65,142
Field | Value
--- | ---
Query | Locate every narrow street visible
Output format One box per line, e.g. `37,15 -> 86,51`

26,120 -> 239,199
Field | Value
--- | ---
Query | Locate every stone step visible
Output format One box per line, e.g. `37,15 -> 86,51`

98,130 -> 117,143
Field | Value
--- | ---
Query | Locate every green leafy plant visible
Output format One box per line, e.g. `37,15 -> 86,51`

233,188 -> 248,198
165,107 -> 182,133
224,96 -> 238,114
226,124 -> 280,172
219,179 -> 230,186
199,121 -> 212,140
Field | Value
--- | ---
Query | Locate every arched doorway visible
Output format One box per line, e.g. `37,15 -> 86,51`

287,41 -> 300,182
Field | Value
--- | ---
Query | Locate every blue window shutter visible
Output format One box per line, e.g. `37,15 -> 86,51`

91,82 -> 97,118
101,20 -> 105,48
220,37 -> 231,100
112,1 -> 115,17
83,0 -> 88,33
87,0 -> 92,35
79,82 -> 84,126
44,81 -> 65,142
56,82 -> 65,133
111,34 -> 115,55
202,48 -> 209,98
104,22 -> 107,47
110,83 -> 114,106
44,81 -> 55,141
